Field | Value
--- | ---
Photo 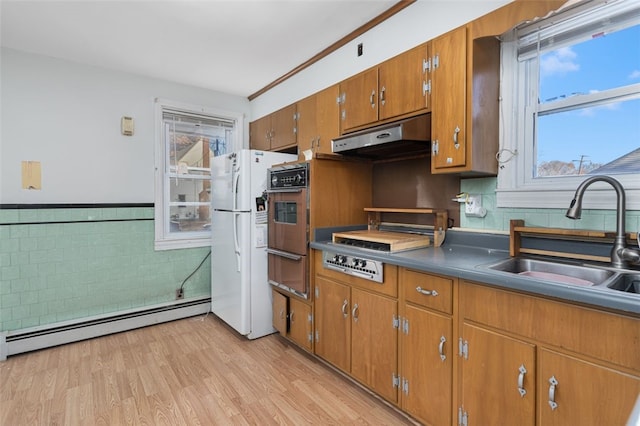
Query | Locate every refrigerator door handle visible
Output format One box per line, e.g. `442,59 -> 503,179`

232,165 -> 241,211
233,212 -> 241,272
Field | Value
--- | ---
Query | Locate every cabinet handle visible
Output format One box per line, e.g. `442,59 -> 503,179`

548,376 -> 559,410
438,336 -> 447,361
341,299 -> 349,318
432,140 -> 439,156
517,364 -> 527,397
279,309 -> 286,320
380,86 -> 386,105
370,90 -> 376,108
416,286 -> 439,297
352,303 -> 359,322
453,126 -> 461,149
289,311 -> 295,323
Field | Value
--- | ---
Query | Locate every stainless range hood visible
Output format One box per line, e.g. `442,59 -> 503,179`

332,114 -> 430,159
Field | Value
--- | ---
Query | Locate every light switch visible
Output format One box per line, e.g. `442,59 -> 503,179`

121,116 -> 134,136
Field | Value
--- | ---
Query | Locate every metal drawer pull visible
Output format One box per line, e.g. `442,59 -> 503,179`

341,299 -> 349,318
380,86 -> 386,105
518,364 -> 527,397
370,90 -> 376,108
548,376 -> 559,410
439,336 -> 447,361
453,126 -> 461,149
416,286 -> 439,297
352,303 -> 359,322
289,311 -> 295,323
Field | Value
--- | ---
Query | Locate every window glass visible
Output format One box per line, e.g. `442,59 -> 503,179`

155,101 -> 240,249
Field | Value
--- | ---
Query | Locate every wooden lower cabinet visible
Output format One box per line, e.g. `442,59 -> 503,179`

271,289 -> 313,352
538,348 -> 640,426
399,269 -> 454,426
459,322 -> 536,426
459,280 -> 640,426
314,275 -> 398,403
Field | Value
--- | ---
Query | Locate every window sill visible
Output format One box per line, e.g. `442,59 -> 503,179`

154,238 -> 211,251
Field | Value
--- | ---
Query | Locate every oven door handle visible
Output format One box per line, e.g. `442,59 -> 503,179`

266,188 -> 303,194
266,248 -> 303,261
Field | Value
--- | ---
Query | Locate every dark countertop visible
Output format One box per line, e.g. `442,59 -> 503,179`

311,227 -> 640,315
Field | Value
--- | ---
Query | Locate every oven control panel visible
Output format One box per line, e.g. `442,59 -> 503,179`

322,250 -> 383,283
268,163 -> 308,189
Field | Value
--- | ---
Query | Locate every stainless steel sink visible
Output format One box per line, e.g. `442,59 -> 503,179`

484,257 -> 617,287
606,274 -> 640,294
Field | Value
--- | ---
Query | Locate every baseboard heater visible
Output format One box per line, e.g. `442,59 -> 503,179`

0,297 -> 211,361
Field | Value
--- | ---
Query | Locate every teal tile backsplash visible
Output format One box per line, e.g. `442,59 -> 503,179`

0,207 -> 210,332
460,177 -> 640,233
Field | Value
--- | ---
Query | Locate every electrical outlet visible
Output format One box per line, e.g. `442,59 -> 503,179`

465,194 -> 487,218
175,288 -> 184,300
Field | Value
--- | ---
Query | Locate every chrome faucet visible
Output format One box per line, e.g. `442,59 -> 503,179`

566,175 -> 640,268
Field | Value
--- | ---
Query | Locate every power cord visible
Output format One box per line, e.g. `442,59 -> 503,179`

177,250 -> 211,299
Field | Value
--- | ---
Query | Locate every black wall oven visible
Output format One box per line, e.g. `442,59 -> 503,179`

267,163 -> 309,298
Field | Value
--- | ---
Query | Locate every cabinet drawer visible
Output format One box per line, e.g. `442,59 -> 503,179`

401,269 -> 453,314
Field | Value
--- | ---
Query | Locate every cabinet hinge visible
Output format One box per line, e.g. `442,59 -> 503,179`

402,318 -> 409,335
422,80 -> 431,96
458,407 -> 468,426
433,54 -> 440,70
315,330 -> 319,342
432,140 -> 439,156
392,315 -> 400,329
336,93 -> 345,105
458,338 -> 469,360
392,373 -> 400,388
315,287 -> 319,298
402,377 -> 409,395
423,58 -> 431,73
341,109 -> 346,121
307,313 -> 313,323
307,332 -> 313,343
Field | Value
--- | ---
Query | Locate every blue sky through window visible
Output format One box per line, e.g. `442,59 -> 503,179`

536,23 -> 640,170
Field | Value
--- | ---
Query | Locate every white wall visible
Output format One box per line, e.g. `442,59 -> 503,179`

250,0 -> 512,119
0,48 -> 250,204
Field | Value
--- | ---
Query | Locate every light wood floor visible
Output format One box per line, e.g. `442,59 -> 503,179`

0,314 -> 415,425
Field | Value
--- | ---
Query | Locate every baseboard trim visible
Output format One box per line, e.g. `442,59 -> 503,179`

0,297 -> 211,361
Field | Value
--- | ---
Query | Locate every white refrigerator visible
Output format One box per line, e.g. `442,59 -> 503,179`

210,149 -> 297,339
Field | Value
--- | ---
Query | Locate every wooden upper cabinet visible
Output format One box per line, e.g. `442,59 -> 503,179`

339,43 -> 431,134
270,103 -> 297,150
431,26 -> 469,172
339,67 -> 379,133
379,42 -> 430,121
249,103 -> 297,151
249,114 -> 272,151
297,84 -> 340,160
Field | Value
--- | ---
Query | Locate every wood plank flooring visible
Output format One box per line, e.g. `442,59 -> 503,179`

0,314 -> 416,425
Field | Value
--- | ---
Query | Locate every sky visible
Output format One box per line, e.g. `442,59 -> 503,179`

535,22 -> 640,169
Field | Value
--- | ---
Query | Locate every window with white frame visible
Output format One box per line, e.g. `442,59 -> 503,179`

154,99 -> 242,250
497,0 -> 640,209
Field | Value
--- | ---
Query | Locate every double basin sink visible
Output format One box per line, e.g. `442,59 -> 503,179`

482,257 -> 640,295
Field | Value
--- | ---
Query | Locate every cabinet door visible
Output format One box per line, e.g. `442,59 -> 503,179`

314,276 -> 351,373
461,322 -> 536,426
272,290 -> 288,335
289,298 -> 312,352
270,103 -> 297,150
315,84 -> 340,155
379,43 -> 430,120
250,115 -> 271,151
339,68 -> 379,133
296,93 -> 317,160
538,348 -> 640,426
431,26 -> 467,171
401,305 -> 452,426
351,287 -> 398,403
